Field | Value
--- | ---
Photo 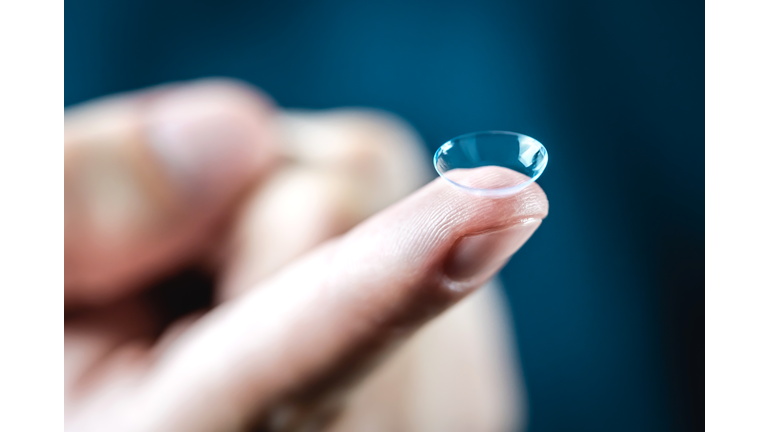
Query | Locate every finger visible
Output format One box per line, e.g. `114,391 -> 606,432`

330,281 -> 524,432
65,299 -> 158,401
277,108 -> 432,210
218,109 -> 432,299
136,167 -> 548,432
65,78 -> 278,306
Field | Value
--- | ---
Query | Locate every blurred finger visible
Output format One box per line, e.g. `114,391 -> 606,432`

136,167 -> 548,432
218,109 -> 431,299
65,299 -> 157,403
65,79 -> 278,306
277,109 -> 432,211
329,280 -> 525,432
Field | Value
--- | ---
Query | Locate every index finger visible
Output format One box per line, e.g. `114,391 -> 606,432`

135,167 -> 548,432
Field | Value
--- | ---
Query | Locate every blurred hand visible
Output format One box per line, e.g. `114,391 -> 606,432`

65,79 -> 548,432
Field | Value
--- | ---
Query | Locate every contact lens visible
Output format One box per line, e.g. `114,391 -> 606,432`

433,131 -> 548,197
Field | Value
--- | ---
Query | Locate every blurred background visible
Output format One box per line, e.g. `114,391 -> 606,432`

65,0 -> 702,431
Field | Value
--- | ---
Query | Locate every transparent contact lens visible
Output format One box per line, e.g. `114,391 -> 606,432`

433,131 -> 548,197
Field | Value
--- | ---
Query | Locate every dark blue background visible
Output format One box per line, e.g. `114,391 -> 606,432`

66,1 -> 703,431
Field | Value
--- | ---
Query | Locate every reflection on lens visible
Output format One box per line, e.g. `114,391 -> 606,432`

433,131 -> 548,197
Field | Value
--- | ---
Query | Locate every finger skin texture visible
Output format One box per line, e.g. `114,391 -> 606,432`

219,108 -> 432,300
64,79 -> 278,305
130,168 -> 548,432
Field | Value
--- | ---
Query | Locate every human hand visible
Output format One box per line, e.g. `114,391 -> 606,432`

65,79 -> 548,432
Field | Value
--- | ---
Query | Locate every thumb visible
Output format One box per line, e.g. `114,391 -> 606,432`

65,79 -> 278,306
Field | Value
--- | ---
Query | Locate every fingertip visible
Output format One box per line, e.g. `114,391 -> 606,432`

335,166 -> 548,302
434,166 -> 549,225
443,218 -> 542,284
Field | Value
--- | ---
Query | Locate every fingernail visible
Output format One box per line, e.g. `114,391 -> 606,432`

145,86 -> 269,200
445,219 -> 541,281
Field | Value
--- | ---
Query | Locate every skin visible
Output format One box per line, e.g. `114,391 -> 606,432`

64,79 -> 549,432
